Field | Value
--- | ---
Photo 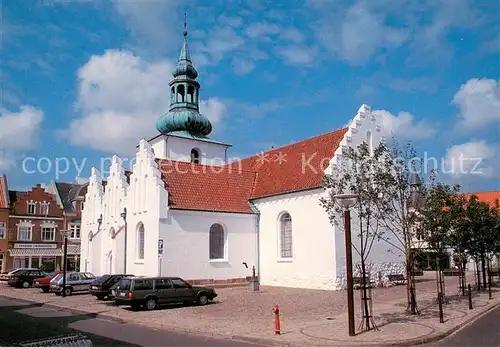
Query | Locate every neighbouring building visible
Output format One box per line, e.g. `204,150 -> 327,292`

80,26 -> 407,290
6,184 -> 78,272
47,181 -> 88,271
0,175 -> 9,273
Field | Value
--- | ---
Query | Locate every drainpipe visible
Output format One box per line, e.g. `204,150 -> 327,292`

121,208 -> 127,273
249,201 -> 261,283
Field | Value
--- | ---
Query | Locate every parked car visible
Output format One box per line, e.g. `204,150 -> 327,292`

33,271 -> 62,292
89,274 -> 134,300
0,268 -> 39,281
114,276 -> 217,310
50,272 -> 96,296
8,269 -> 50,288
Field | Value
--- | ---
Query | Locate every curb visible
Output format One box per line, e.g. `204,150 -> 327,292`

2,294 -> 499,347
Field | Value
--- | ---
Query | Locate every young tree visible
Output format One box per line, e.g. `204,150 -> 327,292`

372,138 -> 428,315
454,195 -> 500,289
320,141 -> 389,331
419,180 -> 462,323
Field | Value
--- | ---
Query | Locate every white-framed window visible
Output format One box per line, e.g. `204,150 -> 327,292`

17,224 -> 32,241
136,222 -> 145,260
69,224 -> 81,239
209,223 -> 225,260
279,212 -> 293,258
0,222 -> 6,239
0,253 -> 4,272
40,202 -> 49,215
41,227 -> 55,241
27,201 -> 36,214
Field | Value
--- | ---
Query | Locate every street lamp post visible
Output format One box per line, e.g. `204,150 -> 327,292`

61,228 -> 70,297
120,208 -> 127,273
334,193 -> 358,337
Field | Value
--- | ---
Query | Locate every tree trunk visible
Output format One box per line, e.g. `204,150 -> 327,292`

361,260 -> 371,330
481,253 -> 487,290
476,259 -> 481,290
406,252 -> 417,314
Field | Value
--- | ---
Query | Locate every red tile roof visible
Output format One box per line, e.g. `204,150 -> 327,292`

157,128 -> 348,213
157,159 -> 257,214
229,128 -> 348,199
465,190 -> 500,207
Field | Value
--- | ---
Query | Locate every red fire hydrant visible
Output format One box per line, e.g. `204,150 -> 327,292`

273,304 -> 281,335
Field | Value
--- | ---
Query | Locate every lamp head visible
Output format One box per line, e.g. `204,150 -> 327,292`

333,193 -> 358,209
97,214 -> 102,225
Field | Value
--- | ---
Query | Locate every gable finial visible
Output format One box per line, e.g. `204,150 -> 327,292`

183,11 -> 187,37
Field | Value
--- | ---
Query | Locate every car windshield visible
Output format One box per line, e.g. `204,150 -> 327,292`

51,274 -> 62,282
14,270 -> 27,276
94,274 -> 112,283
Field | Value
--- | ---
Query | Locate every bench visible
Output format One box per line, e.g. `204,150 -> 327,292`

387,274 -> 406,285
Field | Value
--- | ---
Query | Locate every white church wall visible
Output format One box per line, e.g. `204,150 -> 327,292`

327,104 -> 406,289
80,168 -> 104,274
165,135 -> 229,165
159,209 -> 257,281
125,139 -> 169,277
254,189 -> 337,290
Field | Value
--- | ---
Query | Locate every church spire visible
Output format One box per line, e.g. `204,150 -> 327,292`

155,14 -> 212,137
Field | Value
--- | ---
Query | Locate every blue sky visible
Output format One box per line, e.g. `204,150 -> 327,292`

1,0 -> 499,193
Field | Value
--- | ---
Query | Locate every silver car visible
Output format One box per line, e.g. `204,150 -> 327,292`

50,271 -> 96,296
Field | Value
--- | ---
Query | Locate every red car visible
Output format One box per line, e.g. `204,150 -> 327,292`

33,271 -> 62,293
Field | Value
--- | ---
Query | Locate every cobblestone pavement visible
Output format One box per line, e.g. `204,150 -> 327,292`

1,272 -> 498,346
0,297 -> 263,347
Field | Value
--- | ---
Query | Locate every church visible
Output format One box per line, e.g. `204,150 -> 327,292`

79,27 -> 405,290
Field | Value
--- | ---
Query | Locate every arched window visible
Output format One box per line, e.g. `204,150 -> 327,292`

279,213 -> 293,258
177,85 -> 185,102
136,222 -> 145,260
191,148 -> 200,164
209,223 -> 225,260
187,85 -> 194,103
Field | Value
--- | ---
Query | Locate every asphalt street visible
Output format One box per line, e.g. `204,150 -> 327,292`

0,297 -> 263,347
423,305 -> 500,347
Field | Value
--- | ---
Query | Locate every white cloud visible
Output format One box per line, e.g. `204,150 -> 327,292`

453,78 -> 500,131
231,58 -> 255,75
443,140 -> 499,179
0,105 -> 43,170
372,109 -> 437,140
60,50 -> 227,155
278,45 -> 318,66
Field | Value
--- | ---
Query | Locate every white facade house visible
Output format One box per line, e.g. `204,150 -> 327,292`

80,29 -> 406,290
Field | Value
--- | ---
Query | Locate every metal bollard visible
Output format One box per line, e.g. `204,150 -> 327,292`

468,284 -> 473,310
273,304 -> 281,335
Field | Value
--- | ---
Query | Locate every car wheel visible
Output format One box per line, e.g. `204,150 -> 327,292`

63,287 -> 72,296
22,281 -> 30,288
96,294 -> 105,300
197,294 -> 208,306
145,298 -> 157,311
42,287 -> 49,293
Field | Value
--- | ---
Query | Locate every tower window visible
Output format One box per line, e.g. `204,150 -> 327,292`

170,87 -> 175,103
187,85 -> 194,103
177,85 -> 185,102
191,148 -> 200,164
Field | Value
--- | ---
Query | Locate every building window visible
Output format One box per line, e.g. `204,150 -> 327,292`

190,148 -> 200,164
69,224 -> 81,239
136,222 -> 145,260
0,222 -> 5,239
209,223 -> 225,260
17,225 -> 32,241
41,227 -> 55,241
279,213 -> 293,258
27,201 -> 36,214
0,253 -> 3,272
40,202 -> 49,215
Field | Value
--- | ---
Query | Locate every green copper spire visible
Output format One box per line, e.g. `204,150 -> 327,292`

156,13 -> 212,136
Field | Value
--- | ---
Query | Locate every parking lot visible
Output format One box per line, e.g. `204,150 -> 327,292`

0,273 -> 471,340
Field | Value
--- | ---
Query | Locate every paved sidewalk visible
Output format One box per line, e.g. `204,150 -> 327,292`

1,273 -> 499,346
